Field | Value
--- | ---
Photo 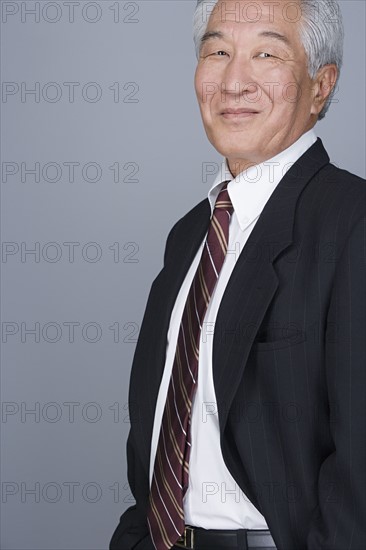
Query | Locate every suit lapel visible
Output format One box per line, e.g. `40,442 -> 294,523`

213,138 -> 330,434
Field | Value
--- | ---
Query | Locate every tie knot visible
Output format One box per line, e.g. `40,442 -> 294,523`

214,182 -> 233,214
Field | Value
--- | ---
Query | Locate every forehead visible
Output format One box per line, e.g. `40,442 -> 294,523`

206,0 -> 303,36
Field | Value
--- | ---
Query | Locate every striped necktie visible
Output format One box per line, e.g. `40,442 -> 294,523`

147,183 -> 234,550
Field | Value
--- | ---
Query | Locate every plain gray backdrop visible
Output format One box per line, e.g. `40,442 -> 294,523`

1,0 -> 365,548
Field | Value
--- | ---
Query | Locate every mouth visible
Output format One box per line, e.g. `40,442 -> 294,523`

220,108 -> 259,119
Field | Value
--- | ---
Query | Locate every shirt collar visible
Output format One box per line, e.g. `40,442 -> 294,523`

208,129 -> 317,231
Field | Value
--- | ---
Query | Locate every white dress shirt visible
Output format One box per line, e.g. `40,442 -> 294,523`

149,129 -> 317,529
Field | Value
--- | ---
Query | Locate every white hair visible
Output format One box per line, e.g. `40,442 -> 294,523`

193,0 -> 344,120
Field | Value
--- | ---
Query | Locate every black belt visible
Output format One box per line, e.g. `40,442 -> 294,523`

174,525 -> 276,549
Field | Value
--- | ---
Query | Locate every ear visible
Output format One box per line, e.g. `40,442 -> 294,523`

311,64 -> 338,116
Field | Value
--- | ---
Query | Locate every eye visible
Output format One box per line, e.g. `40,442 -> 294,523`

213,50 -> 228,56
257,52 -> 274,58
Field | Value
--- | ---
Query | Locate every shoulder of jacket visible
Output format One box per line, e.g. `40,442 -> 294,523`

164,197 -> 210,265
167,197 -> 209,240
314,163 -> 366,215
319,163 -> 366,189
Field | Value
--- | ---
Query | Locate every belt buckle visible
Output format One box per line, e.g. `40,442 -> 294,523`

175,526 -> 194,549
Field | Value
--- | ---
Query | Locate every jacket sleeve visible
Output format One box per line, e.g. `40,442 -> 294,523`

109,221 -> 181,550
307,215 -> 366,549
109,432 -> 142,550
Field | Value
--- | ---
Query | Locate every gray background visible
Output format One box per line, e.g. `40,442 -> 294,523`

0,1 -> 365,548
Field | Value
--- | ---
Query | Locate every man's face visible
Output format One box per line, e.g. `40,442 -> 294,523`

195,0 -> 320,174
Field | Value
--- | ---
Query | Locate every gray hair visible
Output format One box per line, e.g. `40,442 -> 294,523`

193,0 -> 344,120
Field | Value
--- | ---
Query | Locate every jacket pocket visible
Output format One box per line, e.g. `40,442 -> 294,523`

251,328 -> 306,351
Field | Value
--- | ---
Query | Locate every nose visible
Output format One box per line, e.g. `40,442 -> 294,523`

221,54 -> 260,103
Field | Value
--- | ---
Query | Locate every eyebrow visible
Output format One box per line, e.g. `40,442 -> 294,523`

200,29 -> 291,47
200,30 -> 224,45
258,31 -> 291,46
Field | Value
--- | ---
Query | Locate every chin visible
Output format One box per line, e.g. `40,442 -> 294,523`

208,133 -> 254,155
212,141 -> 255,161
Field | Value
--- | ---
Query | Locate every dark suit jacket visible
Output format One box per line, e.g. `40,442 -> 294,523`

110,139 -> 366,550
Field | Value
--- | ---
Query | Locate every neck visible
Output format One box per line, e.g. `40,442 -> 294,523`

227,159 -> 258,178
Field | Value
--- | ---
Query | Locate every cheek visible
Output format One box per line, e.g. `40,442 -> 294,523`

275,70 -> 312,106
195,63 -> 224,102
194,66 -> 210,102
260,67 -> 294,96
195,79 -> 207,107
195,79 -> 217,116
194,67 -> 201,98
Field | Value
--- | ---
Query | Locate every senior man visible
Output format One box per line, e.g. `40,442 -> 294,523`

110,1 -> 366,549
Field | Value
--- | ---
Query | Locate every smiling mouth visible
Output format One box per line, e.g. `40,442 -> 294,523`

221,109 -> 259,119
